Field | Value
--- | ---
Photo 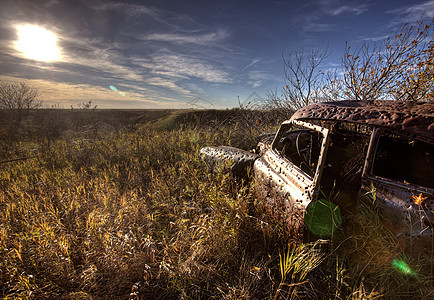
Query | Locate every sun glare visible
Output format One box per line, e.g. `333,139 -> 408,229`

15,24 -> 60,62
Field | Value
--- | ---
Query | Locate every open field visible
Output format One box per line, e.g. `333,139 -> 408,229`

1,108 -> 433,299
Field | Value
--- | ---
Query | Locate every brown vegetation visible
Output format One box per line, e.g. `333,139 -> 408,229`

0,108 -> 432,299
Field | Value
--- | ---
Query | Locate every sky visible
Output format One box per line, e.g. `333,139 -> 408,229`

0,0 -> 433,109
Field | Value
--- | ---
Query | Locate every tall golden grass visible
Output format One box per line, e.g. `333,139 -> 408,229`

0,111 -> 432,299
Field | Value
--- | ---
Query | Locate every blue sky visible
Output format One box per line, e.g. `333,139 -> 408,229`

0,0 -> 433,109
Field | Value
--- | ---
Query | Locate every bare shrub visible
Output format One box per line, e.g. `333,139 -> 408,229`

265,20 -> 433,113
0,81 -> 41,121
342,20 -> 433,101
282,48 -> 330,110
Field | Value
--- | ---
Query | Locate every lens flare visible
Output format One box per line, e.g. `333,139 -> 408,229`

392,259 -> 416,276
304,199 -> 342,237
109,85 -> 126,96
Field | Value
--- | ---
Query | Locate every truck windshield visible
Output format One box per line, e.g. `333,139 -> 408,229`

272,124 -> 323,178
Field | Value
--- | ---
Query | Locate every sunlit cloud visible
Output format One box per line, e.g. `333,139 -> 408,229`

0,1 -> 268,108
5,22 -> 145,84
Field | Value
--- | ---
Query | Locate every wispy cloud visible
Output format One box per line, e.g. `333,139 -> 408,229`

2,18 -> 146,83
244,58 -> 262,71
361,35 -> 389,42
184,83 -> 206,95
232,57 -> 262,80
247,70 -> 279,88
92,1 -> 205,33
319,0 -> 368,16
303,23 -> 335,32
93,2 -> 158,18
145,77 -> 191,95
389,0 -> 434,20
248,81 -> 262,88
327,5 -> 368,16
44,0 -> 59,8
151,54 -> 231,83
143,29 -> 229,45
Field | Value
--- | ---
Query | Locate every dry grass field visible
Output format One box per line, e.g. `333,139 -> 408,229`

0,108 -> 432,299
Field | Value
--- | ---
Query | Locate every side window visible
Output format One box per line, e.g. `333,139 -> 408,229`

373,132 -> 434,189
273,125 -> 323,178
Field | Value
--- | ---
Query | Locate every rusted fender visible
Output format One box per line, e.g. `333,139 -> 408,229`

200,146 -> 259,178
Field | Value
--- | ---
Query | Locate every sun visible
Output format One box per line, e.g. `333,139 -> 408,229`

15,24 -> 60,62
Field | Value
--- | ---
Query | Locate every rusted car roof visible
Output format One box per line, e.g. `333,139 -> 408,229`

290,100 -> 434,143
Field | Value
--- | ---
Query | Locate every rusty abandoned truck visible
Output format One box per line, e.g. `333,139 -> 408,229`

200,100 -> 433,254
